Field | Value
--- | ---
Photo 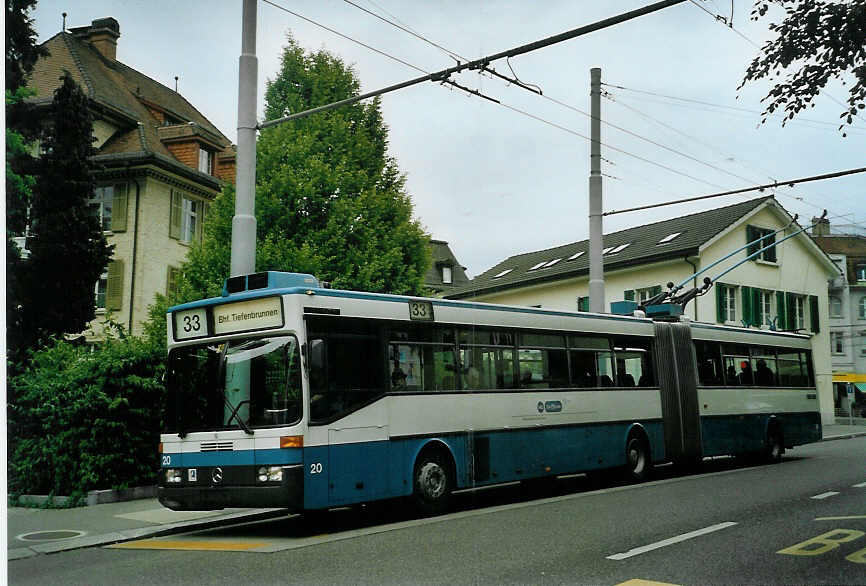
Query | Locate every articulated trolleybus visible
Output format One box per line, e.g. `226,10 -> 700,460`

159,271 -> 821,513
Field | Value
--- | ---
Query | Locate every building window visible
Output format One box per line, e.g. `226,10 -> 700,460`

859,297 -> 866,320
95,271 -> 108,309
441,265 -> 452,284
746,225 -> 777,263
758,290 -> 774,326
182,197 -> 199,242
792,295 -> 805,330
167,266 -> 182,298
89,186 -> 114,231
170,191 -> 207,243
829,296 -> 842,318
198,147 -> 213,175
830,332 -> 844,355
577,296 -> 589,311
856,264 -> 866,282
723,285 -> 737,323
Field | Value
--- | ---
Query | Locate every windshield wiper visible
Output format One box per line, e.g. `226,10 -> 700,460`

223,397 -> 254,435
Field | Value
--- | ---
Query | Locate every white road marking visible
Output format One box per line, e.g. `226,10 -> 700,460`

606,522 -> 738,561
811,491 -> 840,500
853,482 -> 866,488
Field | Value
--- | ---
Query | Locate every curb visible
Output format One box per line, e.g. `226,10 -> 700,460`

821,431 -> 866,442
16,485 -> 158,508
8,507 -> 289,560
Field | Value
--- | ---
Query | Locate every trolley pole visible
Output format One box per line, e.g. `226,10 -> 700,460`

231,0 -> 258,276
588,67 -> 605,313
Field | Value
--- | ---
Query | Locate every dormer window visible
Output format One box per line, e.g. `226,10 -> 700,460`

442,265 -> 452,284
198,146 -> 213,175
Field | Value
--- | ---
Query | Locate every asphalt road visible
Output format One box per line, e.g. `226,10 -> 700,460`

9,437 -> 866,586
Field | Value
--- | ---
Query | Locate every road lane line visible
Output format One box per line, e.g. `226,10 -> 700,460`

616,578 -> 677,586
815,515 -> 866,521
853,482 -> 866,488
110,539 -> 269,551
606,522 -> 738,561
811,491 -> 841,500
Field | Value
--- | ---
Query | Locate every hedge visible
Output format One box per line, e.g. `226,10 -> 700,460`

8,332 -> 165,503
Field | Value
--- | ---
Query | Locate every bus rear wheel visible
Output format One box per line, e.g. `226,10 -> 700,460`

625,434 -> 652,482
413,451 -> 453,515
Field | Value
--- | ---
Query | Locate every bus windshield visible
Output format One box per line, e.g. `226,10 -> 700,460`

165,335 -> 302,434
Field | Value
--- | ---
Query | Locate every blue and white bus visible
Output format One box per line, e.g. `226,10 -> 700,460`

158,271 -> 821,513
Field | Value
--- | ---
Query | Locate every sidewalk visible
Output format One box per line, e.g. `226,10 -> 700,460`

8,423 -> 865,561
8,498 -> 288,560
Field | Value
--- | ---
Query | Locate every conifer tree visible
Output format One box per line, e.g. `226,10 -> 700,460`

14,73 -> 113,354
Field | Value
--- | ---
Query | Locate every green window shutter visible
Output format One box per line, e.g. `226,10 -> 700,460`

199,202 -> 209,243
577,296 -> 589,311
776,291 -> 787,330
110,183 -> 128,232
741,286 -> 753,326
624,290 -> 635,301
753,288 -> 763,326
650,285 -> 662,297
765,232 -> 777,262
106,259 -> 125,311
746,225 -> 759,258
785,292 -> 796,329
166,266 -> 179,297
716,283 -> 726,323
809,295 -> 820,333
169,190 -> 182,240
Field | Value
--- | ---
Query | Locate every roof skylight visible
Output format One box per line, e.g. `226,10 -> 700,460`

608,243 -> 631,254
528,262 -> 546,271
543,258 -> 562,268
492,269 -> 513,278
658,232 -> 682,244
567,251 -> 585,261
602,247 -> 614,254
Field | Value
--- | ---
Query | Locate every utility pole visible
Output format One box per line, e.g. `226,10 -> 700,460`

231,0 -> 258,276
588,67 -> 604,313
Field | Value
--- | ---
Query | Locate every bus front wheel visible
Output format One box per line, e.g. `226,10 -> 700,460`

413,451 -> 453,515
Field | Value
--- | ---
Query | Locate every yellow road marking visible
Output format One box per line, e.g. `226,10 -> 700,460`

111,539 -> 268,551
815,515 -> 866,521
777,530 -> 864,556
616,578 -> 677,586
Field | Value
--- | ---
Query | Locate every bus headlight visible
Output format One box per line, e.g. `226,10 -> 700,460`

165,469 -> 182,484
257,466 -> 283,483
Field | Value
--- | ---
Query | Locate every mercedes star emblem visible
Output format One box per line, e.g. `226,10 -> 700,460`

212,467 -> 223,484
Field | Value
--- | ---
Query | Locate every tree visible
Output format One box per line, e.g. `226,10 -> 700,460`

6,0 -> 49,365
12,72 -> 113,358
175,35 -> 429,304
5,0 -> 48,92
740,0 -> 866,133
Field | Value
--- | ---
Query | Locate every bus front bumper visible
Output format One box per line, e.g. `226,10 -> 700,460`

158,464 -> 303,511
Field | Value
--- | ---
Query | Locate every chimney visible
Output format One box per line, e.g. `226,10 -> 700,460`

812,216 -> 830,236
70,17 -> 120,61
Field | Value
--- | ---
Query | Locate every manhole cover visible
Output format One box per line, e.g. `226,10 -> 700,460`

17,530 -> 87,542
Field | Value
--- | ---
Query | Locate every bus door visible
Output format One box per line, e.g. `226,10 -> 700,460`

653,322 -> 702,462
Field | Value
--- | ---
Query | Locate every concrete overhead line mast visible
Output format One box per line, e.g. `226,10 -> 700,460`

230,0 -> 689,276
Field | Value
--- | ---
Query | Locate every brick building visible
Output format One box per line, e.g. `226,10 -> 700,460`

25,17 -> 235,336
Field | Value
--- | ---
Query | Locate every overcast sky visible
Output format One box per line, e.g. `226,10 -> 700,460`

32,0 -> 865,277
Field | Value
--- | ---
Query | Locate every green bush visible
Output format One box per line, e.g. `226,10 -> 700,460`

8,328 -> 165,501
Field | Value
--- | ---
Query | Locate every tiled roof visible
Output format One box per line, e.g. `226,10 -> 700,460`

445,196 -> 775,299
28,30 -> 230,183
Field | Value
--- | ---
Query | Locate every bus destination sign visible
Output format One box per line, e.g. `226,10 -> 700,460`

174,307 -> 209,341
408,300 -> 434,321
213,296 -> 284,335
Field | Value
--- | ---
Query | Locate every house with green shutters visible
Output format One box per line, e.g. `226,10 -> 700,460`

24,17 -> 235,337
445,196 -> 840,423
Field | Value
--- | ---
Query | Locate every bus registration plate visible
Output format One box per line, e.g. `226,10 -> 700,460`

409,300 -> 434,321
